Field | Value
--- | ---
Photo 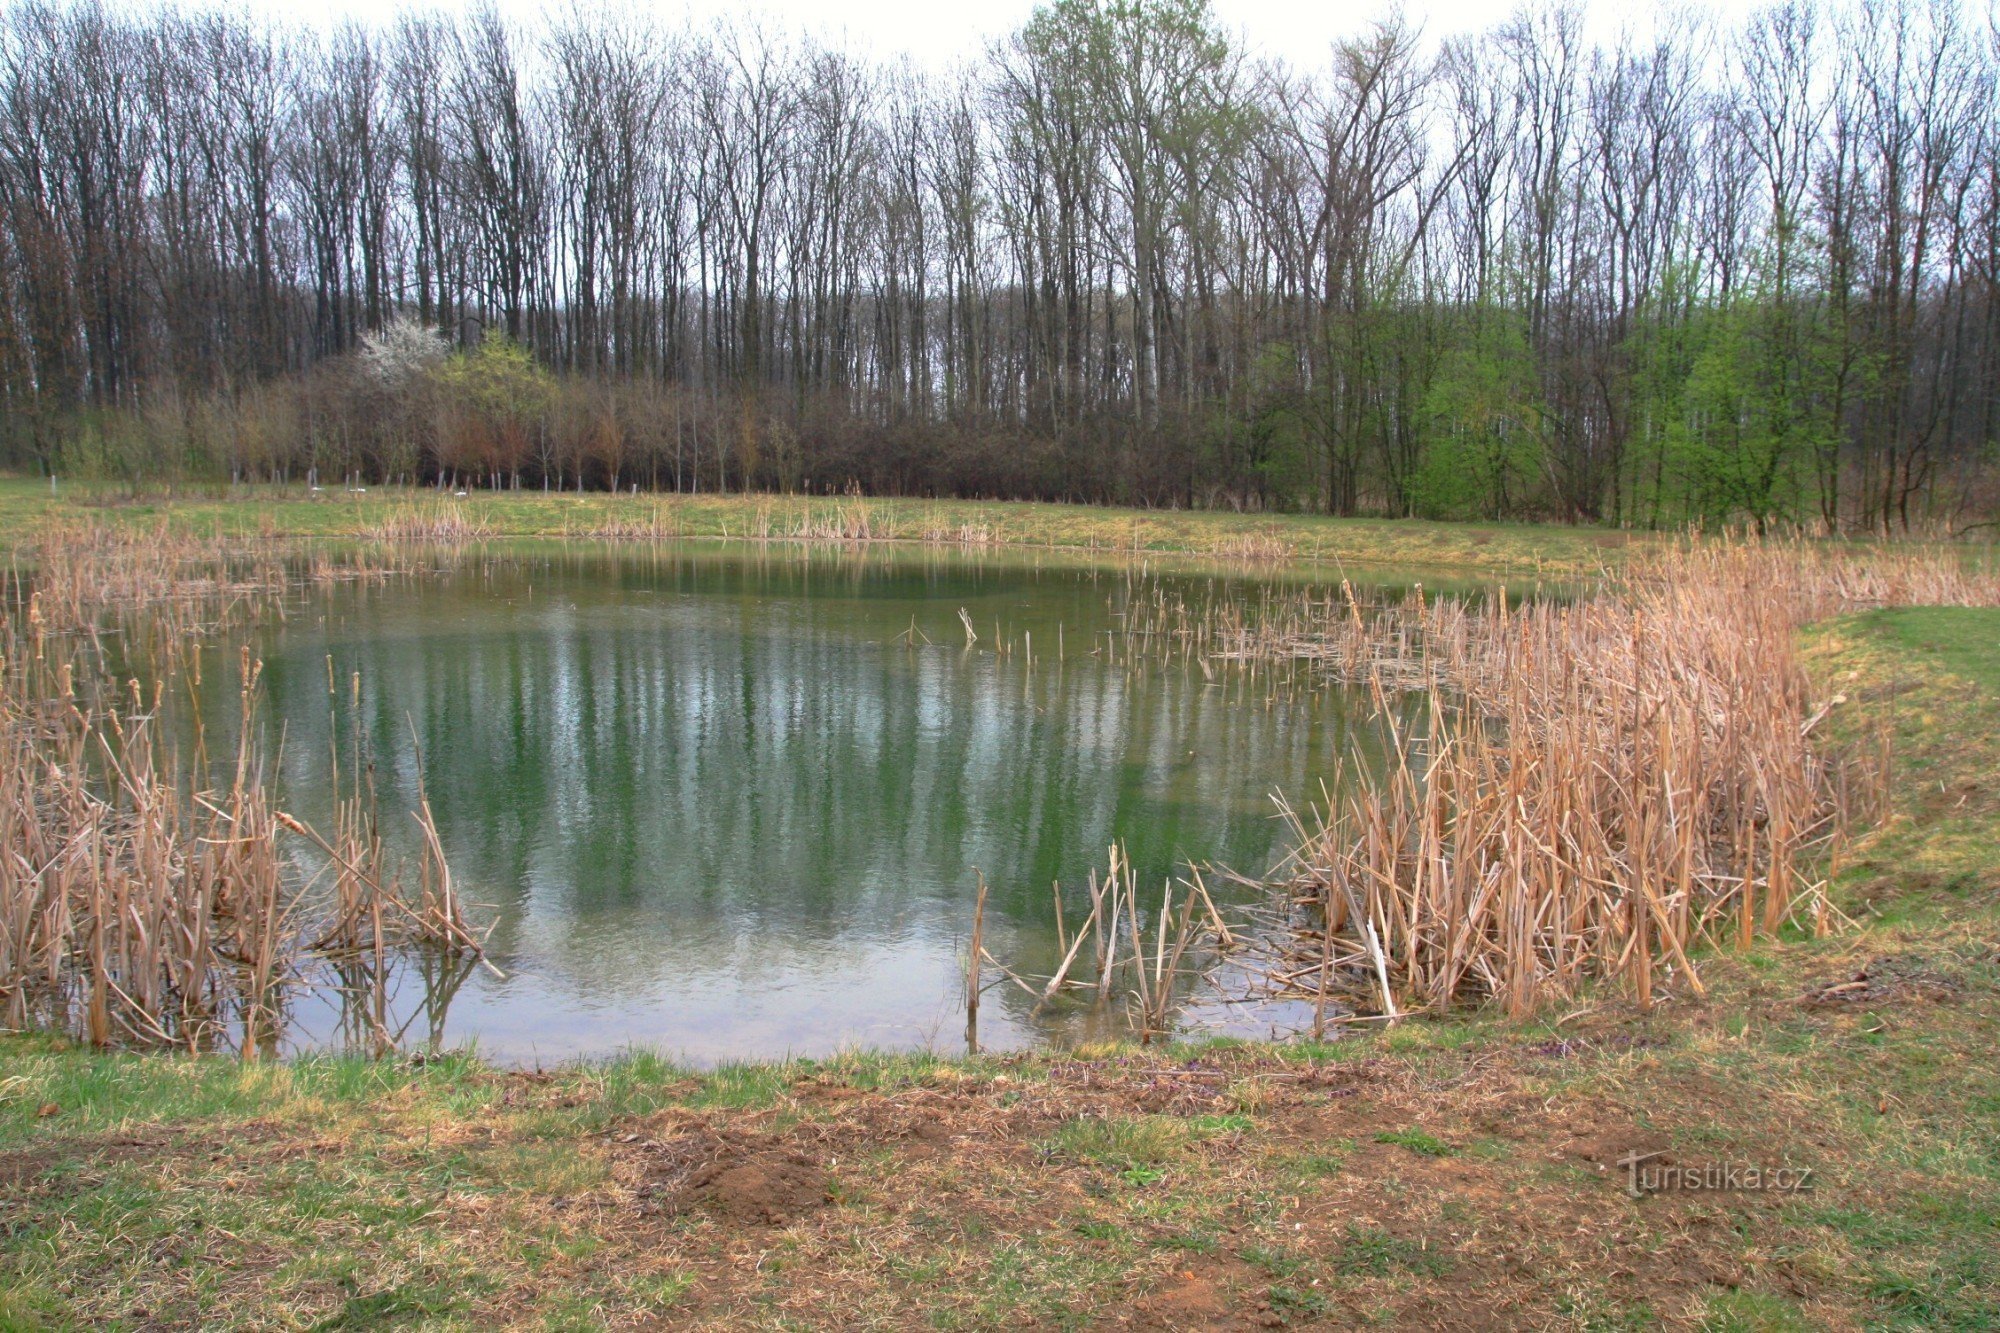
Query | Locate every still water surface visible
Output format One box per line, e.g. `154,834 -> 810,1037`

209,543 -> 1457,1063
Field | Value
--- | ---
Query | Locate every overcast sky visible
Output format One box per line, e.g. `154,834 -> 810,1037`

225,0 -> 1753,66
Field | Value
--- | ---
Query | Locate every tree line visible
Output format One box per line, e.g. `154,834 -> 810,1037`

1,0 -> 1995,528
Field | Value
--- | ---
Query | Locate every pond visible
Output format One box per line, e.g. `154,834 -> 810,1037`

187,542 -> 1484,1064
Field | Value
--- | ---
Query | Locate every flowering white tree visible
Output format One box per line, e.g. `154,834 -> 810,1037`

356,316 -> 449,482
357,315 -> 448,390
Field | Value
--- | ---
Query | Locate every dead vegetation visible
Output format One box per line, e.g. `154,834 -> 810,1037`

1239,539 -> 1999,1019
955,537 -> 2000,1039
363,501 -> 494,543
0,521 -> 486,1053
976,845 -> 1240,1047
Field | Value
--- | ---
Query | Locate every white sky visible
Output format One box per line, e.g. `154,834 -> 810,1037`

231,0 -> 1751,67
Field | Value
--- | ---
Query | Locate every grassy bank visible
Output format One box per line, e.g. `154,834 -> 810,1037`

0,477 -> 1637,575
1,608 -> 1995,1329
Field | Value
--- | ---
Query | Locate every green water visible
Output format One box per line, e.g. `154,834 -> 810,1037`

217,542 -> 1460,1062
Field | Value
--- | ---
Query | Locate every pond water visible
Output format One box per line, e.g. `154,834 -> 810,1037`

193,542 -> 1477,1064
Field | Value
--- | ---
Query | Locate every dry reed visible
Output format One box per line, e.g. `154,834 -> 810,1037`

1,522 -> 488,1053
579,502 -> 685,542
1242,538 -> 1997,1018
977,843 -> 1237,1044
1213,531 -> 1296,563
365,502 -> 493,543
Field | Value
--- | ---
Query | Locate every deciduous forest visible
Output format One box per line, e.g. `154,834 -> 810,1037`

1,0 -> 1995,528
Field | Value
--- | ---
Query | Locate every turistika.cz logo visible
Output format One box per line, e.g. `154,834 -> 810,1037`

1617,1151 -> 1816,1198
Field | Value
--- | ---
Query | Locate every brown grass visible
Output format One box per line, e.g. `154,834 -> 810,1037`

569,500 -> 687,542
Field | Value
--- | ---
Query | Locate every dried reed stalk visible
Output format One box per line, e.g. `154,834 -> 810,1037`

975,842 -> 1238,1043
1249,537 -> 1991,1017
1,520 -> 487,1053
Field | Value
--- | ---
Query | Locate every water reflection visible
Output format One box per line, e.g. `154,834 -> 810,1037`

191,543 -> 1453,1063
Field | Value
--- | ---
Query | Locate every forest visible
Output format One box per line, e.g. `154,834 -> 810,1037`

0,0 -> 1995,529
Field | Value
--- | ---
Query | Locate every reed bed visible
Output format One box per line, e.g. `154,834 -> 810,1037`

16,518 -> 292,642
1232,538 -> 1999,1018
364,501 -> 494,543
573,495 -> 999,548
916,513 -> 1000,547
575,501 -> 687,542
579,497 -> 888,545
0,522 -> 487,1053
1212,530 -> 1297,563
14,517 -> 431,644
785,501 -> 876,542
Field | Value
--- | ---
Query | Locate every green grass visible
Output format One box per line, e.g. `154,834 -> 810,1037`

1696,1290 -> 1814,1332
1371,1127 -> 1456,1157
1266,1282 -> 1336,1316
1806,607 -> 2000,900
1277,1148 -> 1350,1181
0,474 -> 1634,576
1843,606 -> 2000,694
1331,1225 -> 1453,1278
1040,1114 -> 1189,1171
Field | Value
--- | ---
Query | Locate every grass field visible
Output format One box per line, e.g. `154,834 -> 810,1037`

1,487 -> 1996,1328
0,476 -> 1637,575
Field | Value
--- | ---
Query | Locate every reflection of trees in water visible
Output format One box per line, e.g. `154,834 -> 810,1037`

185,546 -> 1423,1056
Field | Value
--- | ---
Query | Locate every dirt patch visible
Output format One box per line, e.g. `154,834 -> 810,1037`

1561,1125 -> 1672,1178
859,1108 -> 957,1160
1536,1105 -> 1674,1184
696,1154 -> 830,1227
625,1126 -> 830,1227
1135,1273 -> 1233,1329
1134,1257 -> 1261,1331
0,1144 -> 67,1192
1396,1284 -> 1528,1332
0,1137 -> 173,1196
